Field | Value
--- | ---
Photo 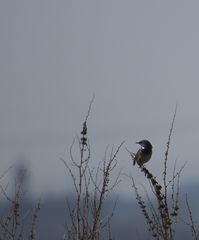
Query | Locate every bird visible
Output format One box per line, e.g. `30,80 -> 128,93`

132,139 -> 152,166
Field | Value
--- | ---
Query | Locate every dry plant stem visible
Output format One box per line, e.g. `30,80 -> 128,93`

130,106 -> 184,240
63,139 -> 124,240
91,142 -> 124,240
0,167 -> 40,240
29,199 -> 41,240
0,183 -> 20,239
76,97 -> 94,239
170,160 -> 187,237
163,105 -> 177,195
63,98 -> 123,240
132,177 -> 160,239
163,104 -> 177,239
170,160 -> 179,234
141,184 -> 163,236
0,174 -> 24,240
0,166 -> 13,181
131,160 -> 186,240
140,167 -> 172,239
185,194 -> 199,240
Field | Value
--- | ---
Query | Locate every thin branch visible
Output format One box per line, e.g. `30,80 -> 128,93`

84,95 -> 95,123
0,165 -> 13,180
163,104 -> 177,192
60,158 -> 79,195
185,194 -> 199,240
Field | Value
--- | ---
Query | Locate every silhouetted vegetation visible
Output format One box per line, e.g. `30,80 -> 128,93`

128,105 -> 199,240
0,102 -> 199,240
0,165 -> 41,240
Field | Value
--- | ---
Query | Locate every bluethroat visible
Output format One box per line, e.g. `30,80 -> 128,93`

133,139 -> 152,166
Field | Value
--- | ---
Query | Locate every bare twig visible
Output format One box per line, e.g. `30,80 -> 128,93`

63,100 -> 123,240
185,194 -> 199,240
163,104 -> 177,189
129,105 -> 191,240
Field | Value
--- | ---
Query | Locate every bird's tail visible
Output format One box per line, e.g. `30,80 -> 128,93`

132,153 -> 136,165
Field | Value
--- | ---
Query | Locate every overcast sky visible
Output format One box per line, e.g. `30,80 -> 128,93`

1,1 -> 199,197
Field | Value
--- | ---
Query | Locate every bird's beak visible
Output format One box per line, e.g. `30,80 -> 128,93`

136,141 -> 140,144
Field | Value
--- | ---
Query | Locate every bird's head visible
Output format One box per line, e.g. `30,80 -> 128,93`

136,139 -> 152,151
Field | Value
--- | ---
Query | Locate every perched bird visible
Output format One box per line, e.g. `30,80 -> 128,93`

132,139 -> 152,166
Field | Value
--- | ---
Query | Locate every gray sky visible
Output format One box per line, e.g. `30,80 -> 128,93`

1,1 -> 199,196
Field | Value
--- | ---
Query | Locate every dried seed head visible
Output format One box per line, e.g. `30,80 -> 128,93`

156,185 -> 162,191
147,173 -> 153,179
